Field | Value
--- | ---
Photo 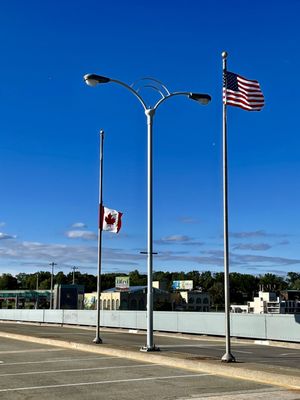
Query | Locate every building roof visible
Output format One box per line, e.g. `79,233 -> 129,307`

103,286 -> 168,294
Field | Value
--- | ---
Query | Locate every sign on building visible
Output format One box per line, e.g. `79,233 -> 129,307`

115,276 -> 130,291
172,280 -> 193,291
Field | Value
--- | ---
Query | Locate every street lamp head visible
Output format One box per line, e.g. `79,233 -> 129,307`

189,93 -> 211,105
83,73 -> 110,87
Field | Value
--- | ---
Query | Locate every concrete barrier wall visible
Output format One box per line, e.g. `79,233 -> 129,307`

0,309 -> 299,342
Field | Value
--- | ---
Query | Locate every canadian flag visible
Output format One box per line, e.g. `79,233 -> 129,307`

100,206 -> 123,233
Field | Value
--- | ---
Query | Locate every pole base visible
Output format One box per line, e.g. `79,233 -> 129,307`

140,345 -> 160,352
221,352 -> 236,362
93,337 -> 103,344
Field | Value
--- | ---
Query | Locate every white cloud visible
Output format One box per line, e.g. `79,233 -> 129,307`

65,230 -> 97,241
230,230 -> 267,238
230,230 -> 291,239
156,235 -> 193,244
0,232 -> 16,240
233,243 -> 272,251
71,222 -> 87,229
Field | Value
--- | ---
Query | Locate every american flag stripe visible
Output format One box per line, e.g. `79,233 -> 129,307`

223,97 -> 264,111
223,71 -> 264,111
225,90 -> 263,101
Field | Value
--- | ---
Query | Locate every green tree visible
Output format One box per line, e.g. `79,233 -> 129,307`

199,271 -> 214,291
186,270 -> 201,288
209,281 -> 224,311
0,274 -> 18,290
286,272 -> 300,289
129,270 -> 146,286
55,271 -> 67,285
259,273 -> 288,292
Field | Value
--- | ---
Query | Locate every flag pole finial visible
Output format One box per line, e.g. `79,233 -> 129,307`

222,51 -> 228,59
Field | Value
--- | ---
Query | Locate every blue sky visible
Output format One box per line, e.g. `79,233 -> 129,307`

0,0 -> 299,277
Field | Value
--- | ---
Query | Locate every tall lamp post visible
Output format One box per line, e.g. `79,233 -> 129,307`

49,262 -> 57,309
71,266 -> 79,285
84,73 -> 211,351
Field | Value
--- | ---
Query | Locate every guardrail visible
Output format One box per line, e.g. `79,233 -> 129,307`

0,309 -> 299,342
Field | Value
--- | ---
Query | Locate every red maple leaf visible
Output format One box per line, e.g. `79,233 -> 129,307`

105,213 -> 116,225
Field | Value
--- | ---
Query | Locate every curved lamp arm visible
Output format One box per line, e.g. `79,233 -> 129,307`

153,91 -> 211,110
84,74 -> 147,111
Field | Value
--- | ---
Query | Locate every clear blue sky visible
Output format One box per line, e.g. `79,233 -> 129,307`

0,0 -> 299,277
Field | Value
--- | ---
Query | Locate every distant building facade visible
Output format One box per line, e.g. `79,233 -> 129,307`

231,290 -> 300,314
0,290 -> 50,309
174,290 -> 210,312
53,284 -> 84,310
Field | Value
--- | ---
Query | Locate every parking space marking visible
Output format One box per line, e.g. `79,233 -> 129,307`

159,344 -> 224,348
0,355 -> 118,366
233,350 -> 253,354
0,348 -> 64,354
178,388 -> 299,400
0,373 -> 210,393
0,362 -> 160,377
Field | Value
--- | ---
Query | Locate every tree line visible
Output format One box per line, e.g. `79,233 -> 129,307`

0,270 -> 299,308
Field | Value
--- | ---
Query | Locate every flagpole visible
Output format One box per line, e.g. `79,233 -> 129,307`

221,51 -> 235,362
94,129 -> 104,344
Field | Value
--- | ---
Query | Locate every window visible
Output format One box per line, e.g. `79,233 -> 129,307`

112,299 -> 115,310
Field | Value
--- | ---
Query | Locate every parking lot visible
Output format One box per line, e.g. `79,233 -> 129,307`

0,336 -> 299,400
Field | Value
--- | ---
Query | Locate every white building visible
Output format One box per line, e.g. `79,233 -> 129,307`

248,291 -> 281,314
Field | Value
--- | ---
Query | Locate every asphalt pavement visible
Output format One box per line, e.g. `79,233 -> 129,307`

0,321 -> 300,393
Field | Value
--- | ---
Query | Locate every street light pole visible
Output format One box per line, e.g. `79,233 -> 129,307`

145,108 -> 155,349
84,73 -> 211,351
49,262 -> 57,309
71,266 -> 79,285
94,130 -> 104,344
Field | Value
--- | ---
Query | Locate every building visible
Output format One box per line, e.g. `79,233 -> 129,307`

0,285 -> 85,310
248,291 -> 281,314
86,285 -> 172,311
175,290 -> 210,312
0,290 -> 50,309
246,290 -> 300,314
53,284 -> 85,310
280,290 -> 300,314
230,305 -> 248,313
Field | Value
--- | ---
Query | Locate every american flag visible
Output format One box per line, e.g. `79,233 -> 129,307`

223,71 -> 264,111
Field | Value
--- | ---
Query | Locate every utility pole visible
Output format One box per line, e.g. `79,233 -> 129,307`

71,266 -> 79,285
49,262 -> 57,309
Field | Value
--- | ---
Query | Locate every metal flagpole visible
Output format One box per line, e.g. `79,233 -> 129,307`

94,129 -> 104,344
221,51 -> 235,362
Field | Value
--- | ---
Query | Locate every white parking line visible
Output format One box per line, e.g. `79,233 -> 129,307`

0,373 -> 210,392
181,388 -> 300,399
160,344 -> 223,348
0,356 -> 118,366
0,362 -> 160,377
0,348 -> 63,354
233,350 -> 253,354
